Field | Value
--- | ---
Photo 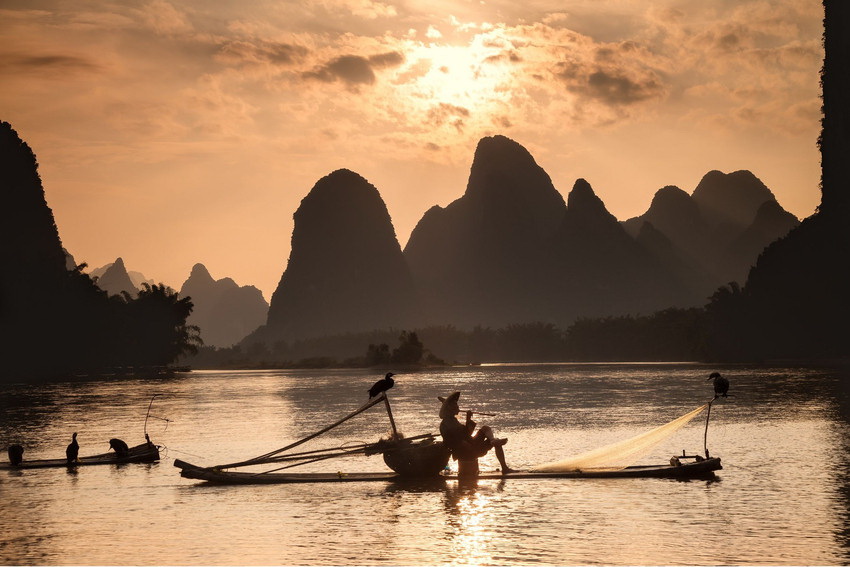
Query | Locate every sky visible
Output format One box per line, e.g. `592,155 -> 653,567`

1,0 -> 824,300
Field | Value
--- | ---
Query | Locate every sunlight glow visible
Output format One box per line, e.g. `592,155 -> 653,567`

452,490 -> 495,566
400,33 -> 517,125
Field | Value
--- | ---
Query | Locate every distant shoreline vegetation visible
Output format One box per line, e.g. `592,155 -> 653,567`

183,308 -> 715,370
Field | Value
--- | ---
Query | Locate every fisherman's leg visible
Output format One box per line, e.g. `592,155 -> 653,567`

493,444 -> 515,474
476,426 -> 507,446
476,427 -> 513,472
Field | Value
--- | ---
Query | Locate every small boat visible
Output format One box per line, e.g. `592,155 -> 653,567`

2,438 -> 160,470
3,395 -> 166,471
174,391 -> 724,486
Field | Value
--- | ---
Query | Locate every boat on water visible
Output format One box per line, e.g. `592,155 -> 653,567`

3,395 -> 166,471
174,390 -> 724,486
174,455 -> 721,485
2,438 -> 160,470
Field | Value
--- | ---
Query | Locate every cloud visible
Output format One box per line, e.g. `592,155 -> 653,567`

140,0 -> 192,35
303,51 -> 404,87
427,102 -> 470,132
217,40 -> 309,67
551,41 -> 667,108
0,52 -> 102,76
578,69 -> 665,106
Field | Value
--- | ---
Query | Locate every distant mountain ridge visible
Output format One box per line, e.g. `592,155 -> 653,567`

1,118 -> 802,355
93,257 -> 138,297
251,135 -> 798,344
90,261 -> 155,291
179,263 -> 268,347
623,170 -> 798,290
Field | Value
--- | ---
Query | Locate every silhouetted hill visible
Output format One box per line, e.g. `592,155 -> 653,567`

692,170 -> 777,231
404,135 -> 566,327
95,257 -> 137,297
547,179 -> 699,320
90,262 -> 154,289
63,248 -> 77,270
707,1 -> 850,361
724,201 -> 800,284
179,263 -> 268,347
256,169 -> 419,342
623,185 -> 708,254
635,221 -> 717,301
623,172 -> 797,288
1,123 -> 68,298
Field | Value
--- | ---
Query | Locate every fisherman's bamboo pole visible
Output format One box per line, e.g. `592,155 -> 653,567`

218,394 -> 388,469
704,400 -> 713,459
384,395 -> 399,439
459,409 -> 496,417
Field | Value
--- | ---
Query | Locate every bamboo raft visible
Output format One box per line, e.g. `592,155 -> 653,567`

174,456 -> 722,484
173,392 -> 724,486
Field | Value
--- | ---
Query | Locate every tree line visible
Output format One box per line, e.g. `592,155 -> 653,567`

4,264 -> 201,379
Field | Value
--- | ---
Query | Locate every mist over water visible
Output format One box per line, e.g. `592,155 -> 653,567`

1,363 -> 848,565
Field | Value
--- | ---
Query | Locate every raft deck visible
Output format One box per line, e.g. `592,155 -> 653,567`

174,456 -> 721,485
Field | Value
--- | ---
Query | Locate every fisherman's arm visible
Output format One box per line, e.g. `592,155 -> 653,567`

465,410 -> 476,434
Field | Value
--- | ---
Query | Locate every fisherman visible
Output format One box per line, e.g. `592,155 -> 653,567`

438,391 -> 515,475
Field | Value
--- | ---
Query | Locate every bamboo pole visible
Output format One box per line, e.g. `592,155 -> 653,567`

703,399 -> 713,459
217,394 -> 388,469
384,395 -> 399,439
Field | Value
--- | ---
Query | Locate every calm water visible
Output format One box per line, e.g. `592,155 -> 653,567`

1,363 -> 849,566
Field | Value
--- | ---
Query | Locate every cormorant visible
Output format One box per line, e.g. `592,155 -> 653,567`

66,432 -> 79,464
8,444 -> 24,466
368,372 -> 395,398
708,372 -> 729,398
109,438 -> 130,457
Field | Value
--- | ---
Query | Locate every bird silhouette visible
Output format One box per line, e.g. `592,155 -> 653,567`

708,372 -> 729,398
66,432 -> 79,464
368,372 -> 395,398
109,438 -> 130,457
8,444 -> 24,466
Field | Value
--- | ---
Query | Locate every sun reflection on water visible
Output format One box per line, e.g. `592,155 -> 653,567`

444,482 -> 498,566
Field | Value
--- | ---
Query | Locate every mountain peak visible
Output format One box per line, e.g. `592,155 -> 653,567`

265,168 -> 417,339
692,169 -> 776,228
463,135 -> 565,235
563,178 -> 621,233
567,178 -> 606,212
190,263 -> 212,278
97,257 -> 137,297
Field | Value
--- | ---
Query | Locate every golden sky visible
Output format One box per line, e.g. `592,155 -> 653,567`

1,0 -> 823,299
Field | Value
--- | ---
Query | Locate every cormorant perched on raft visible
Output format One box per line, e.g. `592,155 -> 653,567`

109,438 -> 129,457
8,444 -> 24,466
368,372 -> 395,399
66,432 -> 79,465
708,372 -> 730,398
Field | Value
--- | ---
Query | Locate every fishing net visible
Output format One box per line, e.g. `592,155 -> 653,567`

530,404 -> 708,472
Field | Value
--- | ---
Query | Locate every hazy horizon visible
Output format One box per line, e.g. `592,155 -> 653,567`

1,0 -> 824,299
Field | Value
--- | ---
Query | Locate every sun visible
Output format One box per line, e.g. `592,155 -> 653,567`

401,34 -> 517,121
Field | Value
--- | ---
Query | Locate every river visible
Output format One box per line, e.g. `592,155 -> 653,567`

1,363 -> 849,566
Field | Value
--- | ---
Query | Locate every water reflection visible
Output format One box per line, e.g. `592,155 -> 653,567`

2,364 -> 849,565
444,481 -> 497,566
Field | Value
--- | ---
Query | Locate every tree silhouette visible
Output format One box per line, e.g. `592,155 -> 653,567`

124,283 -> 202,366
391,331 -> 424,364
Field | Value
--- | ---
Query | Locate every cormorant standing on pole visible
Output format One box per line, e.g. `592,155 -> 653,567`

708,372 -> 729,398
368,372 -> 395,398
